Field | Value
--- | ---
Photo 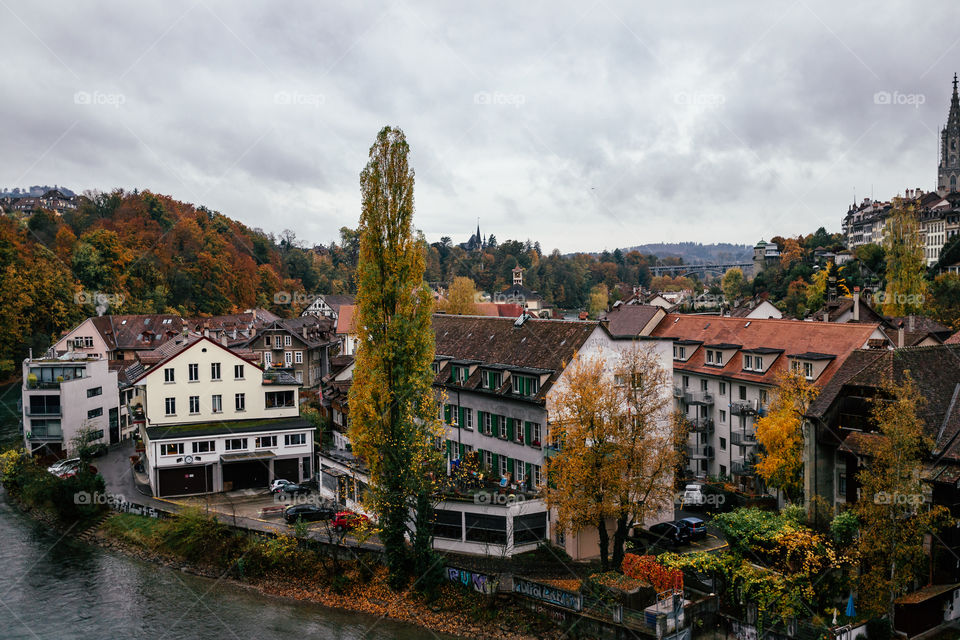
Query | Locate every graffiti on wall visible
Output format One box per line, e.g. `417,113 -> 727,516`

513,577 -> 582,611
445,566 -> 499,595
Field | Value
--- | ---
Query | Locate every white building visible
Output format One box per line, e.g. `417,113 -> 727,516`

22,354 -> 119,458
133,336 -> 314,497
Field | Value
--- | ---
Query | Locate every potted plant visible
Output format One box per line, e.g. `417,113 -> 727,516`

27,373 -> 37,389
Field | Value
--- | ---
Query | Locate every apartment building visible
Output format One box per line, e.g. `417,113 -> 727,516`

650,315 -> 889,493
22,354 -> 120,458
243,316 -> 336,387
134,336 -> 313,497
52,314 -> 185,361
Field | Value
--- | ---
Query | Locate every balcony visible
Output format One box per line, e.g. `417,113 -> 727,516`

732,460 -> 756,476
687,445 -> 715,460
730,399 -> 758,416
687,390 -> 714,406
24,406 -> 62,417
688,417 -> 714,433
731,430 -> 757,447
26,426 -> 63,440
673,387 -> 691,403
25,380 -> 61,390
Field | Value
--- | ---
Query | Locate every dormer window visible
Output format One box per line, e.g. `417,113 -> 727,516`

716,352 -> 723,365
673,345 -> 686,359
804,362 -> 814,379
512,374 -> 539,397
430,362 -> 440,374
706,350 -> 713,364
484,370 -> 502,390
743,355 -> 753,370
450,365 -> 467,385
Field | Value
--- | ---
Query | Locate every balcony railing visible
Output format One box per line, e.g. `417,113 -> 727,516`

687,390 -> 714,405
730,400 -> 758,416
26,427 -> 63,440
732,460 -> 756,476
686,445 -> 715,460
731,430 -> 757,447
25,380 -> 61,390
25,406 -> 62,417
688,417 -> 715,433
673,387 -> 691,403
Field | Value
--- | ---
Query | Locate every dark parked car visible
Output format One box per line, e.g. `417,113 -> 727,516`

648,521 -> 691,546
284,504 -> 335,524
676,517 -> 706,540
274,482 -> 310,496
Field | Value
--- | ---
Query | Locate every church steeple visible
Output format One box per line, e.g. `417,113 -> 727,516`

938,73 -> 960,194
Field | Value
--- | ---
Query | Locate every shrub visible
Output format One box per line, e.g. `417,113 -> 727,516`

830,510 -> 859,548
159,508 -> 239,565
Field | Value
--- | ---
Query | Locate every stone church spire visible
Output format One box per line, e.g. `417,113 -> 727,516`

938,73 -> 960,194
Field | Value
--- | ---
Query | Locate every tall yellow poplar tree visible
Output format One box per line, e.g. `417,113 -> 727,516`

882,199 -> 927,315
754,371 -> 818,504
348,126 -> 443,591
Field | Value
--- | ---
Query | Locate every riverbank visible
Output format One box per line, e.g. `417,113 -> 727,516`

82,510 -> 565,640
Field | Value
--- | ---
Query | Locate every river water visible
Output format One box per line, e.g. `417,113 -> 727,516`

0,491 -> 452,640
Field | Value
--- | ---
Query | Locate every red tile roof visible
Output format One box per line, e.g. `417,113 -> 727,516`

649,314 -> 884,386
335,305 -> 356,335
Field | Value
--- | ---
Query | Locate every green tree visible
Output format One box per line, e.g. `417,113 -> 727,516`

928,272 -> 960,330
347,126 -> 443,592
721,267 -> 745,302
587,283 -> 608,318
881,200 -> 927,315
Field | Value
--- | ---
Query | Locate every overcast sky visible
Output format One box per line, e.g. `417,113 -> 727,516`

2,2 -> 958,253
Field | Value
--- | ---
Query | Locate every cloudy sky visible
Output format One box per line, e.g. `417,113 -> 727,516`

1,1 -> 958,253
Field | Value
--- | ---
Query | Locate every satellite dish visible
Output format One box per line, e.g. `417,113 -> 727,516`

184,455 -> 194,464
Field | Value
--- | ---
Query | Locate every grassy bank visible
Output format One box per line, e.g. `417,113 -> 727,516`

99,511 -> 562,640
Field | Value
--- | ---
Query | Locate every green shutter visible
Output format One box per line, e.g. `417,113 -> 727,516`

526,463 -> 532,487
459,443 -> 465,459
507,458 -> 514,475
491,453 -> 499,472
507,418 -> 514,441
477,411 -> 484,433
445,440 -> 451,458
444,404 -> 451,423
459,407 -> 465,428
525,421 -> 532,444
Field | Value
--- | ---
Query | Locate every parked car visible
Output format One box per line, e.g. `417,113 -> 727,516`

271,479 -> 295,492
274,482 -> 310,496
648,521 -> 691,547
284,504 -> 336,524
676,517 -> 707,540
57,463 -> 97,479
332,511 -> 369,533
47,458 -> 80,474
682,484 -> 707,508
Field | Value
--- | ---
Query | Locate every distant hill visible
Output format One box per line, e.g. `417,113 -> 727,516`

619,242 -> 752,264
0,184 -> 76,197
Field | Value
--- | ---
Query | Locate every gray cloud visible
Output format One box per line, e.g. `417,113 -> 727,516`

1,0 -> 958,252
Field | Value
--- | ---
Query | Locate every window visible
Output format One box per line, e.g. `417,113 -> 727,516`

264,337 -> 271,348
224,438 -> 248,451
512,375 -> 539,396
234,365 -> 244,380
514,422 -> 524,444
87,407 -> 103,419
716,352 -> 723,365
465,513 -> 506,545
803,362 -> 814,379
165,397 -> 176,415
430,362 -> 440,374
498,415 -> 507,439
212,394 -> 222,413
284,351 -> 293,366
759,390 -> 768,405
463,408 -> 473,430
682,375 -> 689,388
188,396 -> 200,414
484,412 -> 493,434
284,335 -> 292,347
164,367 -> 175,383
743,355 -> 753,370
720,437 -> 726,450
84,336 -> 94,348
192,440 -> 215,453
532,464 -> 542,487
755,357 -> 763,370
235,393 -> 246,411
211,362 -> 221,380
255,435 -> 277,448
448,405 -> 459,426
719,382 -> 726,395
264,352 -> 272,366
274,336 -> 283,349
530,422 -> 542,445
484,450 -> 493,470
838,472 -> 847,495
86,386 -> 102,398
295,351 -> 303,364
739,385 -> 747,400
285,433 -> 306,446
188,363 -> 199,381
720,410 -> 727,422
498,456 -> 509,476
791,360 -> 800,373
673,345 -> 686,359
720,464 -> 727,477
706,350 -> 713,364
514,460 -> 526,482
266,390 -> 295,408
485,370 -> 502,389
433,509 -> 463,540
451,365 -> 467,384
160,442 -> 183,456
700,379 -> 708,391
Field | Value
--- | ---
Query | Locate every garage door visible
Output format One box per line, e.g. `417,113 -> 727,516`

158,465 -> 212,497
273,458 -> 299,483
222,460 -> 270,490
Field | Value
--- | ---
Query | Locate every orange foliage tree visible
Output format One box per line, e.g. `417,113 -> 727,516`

754,371 -> 818,503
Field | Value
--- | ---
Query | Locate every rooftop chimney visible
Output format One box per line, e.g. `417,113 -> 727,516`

897,321 -> 904,348
853,287 -> 860,322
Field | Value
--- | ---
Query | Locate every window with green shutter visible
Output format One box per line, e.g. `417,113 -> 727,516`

444,404 -> 451,423
458,407 -> 465,428
524,421 -> 532,444
507,458 -> 514,475
506,418 -> 514,441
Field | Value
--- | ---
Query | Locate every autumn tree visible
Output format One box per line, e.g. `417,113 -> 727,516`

881,200 -> 927,315
754,371 -> 818,503
854,374 -> 950,627
587,283 -> 609,318
928,272 -> 960,330
439,276 -> 479,315
721,267 -> 745,302
347,126 -> 444,591
547,345 -> 677,570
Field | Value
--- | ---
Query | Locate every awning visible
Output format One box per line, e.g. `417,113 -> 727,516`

220,451 -> 277,462
895,583 -> 960,604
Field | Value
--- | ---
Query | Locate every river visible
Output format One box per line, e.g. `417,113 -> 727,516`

0,491 -> 453,640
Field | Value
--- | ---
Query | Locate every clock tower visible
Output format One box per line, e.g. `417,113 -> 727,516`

938,73 -> 960,194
